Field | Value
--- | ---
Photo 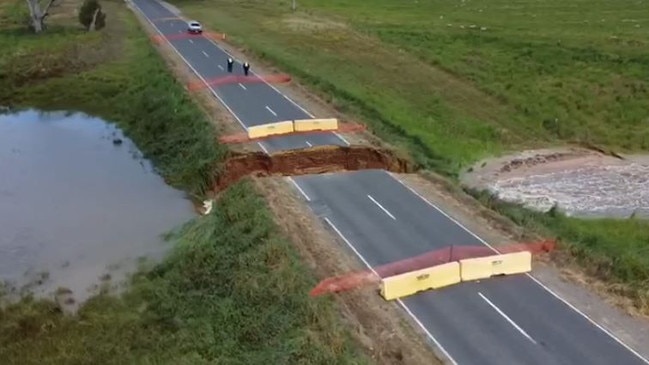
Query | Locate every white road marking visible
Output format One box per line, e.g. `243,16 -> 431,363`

287,177 -> 310,201
333,132 -> 350,146
265,106 -> 277,116
257,141 -> 269,154
367,194 -> 396,220
239,83 -> 247,90
217,65 -> 224,70
306,141 -> 312,147
130,3 -> 649,363
479,292 -> 537,344
201,50 -> 209,58
387,171 -> 649,364
323,217 -> 458,365
188,39 -> 193,44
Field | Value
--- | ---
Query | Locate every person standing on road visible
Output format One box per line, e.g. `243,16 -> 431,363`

243,62 -> 250,76
227,57 -> 234,73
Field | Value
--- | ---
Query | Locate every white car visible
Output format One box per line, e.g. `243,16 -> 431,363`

187,21 -> 202,34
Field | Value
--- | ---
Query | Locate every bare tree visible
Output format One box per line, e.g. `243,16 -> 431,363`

79,0 -> 106,31
89,8 -> 100,31
25,0 -> 57,33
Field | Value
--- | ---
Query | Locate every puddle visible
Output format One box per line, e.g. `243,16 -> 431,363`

0,110 -> 195,304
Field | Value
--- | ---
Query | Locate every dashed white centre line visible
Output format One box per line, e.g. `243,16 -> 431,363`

239,83 -> 247,90
306,141 -> 312,147
478,292 -> 537,344
201,51 -> 209,58
367,195 -> 396,220
189,39 -> 193,44
265,106 -> 277,116
218,65 -> 224,70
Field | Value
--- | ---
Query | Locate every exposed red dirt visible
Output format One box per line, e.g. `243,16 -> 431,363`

213,145 -> 417,192
218,123 -> 367,144
187,74 -> 292,91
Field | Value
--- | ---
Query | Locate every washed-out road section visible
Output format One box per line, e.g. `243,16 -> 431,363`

129,1 -> 649,364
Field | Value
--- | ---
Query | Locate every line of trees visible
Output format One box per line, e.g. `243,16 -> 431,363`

23,0 -> 106,33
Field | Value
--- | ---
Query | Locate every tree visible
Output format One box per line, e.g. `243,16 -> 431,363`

78,0 -> 106,31
25,0 -> 58,33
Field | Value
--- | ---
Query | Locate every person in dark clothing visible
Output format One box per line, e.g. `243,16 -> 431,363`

227,57 -> 234,73
243,62 -> 250,76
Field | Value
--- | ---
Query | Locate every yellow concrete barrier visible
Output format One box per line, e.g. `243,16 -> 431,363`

293,118 -> 338,132
247,120 -> 294,139
380,262 -> 461,301
459,251 -> 532,282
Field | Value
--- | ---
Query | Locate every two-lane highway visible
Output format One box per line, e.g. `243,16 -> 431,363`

129,1 -> 649,364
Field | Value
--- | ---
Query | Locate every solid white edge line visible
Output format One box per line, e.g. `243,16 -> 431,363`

385,171 -> 649,364
478,292 -> 537,344
286,177 -> 310,201
256,141 -> 268,154
265,105 -> 277,116
132,3 -> 648,363
129,0 -> 249,132
333,132 -> 350,146
323,217 -> 458,365
367,194 -> 396,220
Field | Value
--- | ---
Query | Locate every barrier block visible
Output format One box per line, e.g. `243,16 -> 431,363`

247,120 -> 294,139
492,251 -> 532,276
459,251 -> 532,282
293,118 -> 338,132
380,262 -> 461,301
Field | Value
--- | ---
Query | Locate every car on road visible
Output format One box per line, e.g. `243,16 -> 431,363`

187,20 -> 202,34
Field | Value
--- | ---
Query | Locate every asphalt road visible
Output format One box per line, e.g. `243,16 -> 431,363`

129,1 -> 648,364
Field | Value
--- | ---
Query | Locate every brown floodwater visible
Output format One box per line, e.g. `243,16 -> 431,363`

0,109 -> 195,304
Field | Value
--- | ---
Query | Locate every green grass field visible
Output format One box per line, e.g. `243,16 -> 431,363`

169,0 -> 649,309
0,1 -> 369,362
171,0 -> 649,174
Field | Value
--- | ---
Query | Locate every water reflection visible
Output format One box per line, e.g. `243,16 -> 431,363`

0,110 -> 195,304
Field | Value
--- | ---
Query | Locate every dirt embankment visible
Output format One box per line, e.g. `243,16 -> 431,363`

214,145 -> 418,192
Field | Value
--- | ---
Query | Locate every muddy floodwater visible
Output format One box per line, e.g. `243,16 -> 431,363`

0,110 -> 195,304
462,148 -> 649,219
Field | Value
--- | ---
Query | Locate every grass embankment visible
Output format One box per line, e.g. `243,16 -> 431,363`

0,1 -> 368,363
1,182 -> 365,364
170,0 -> 649,307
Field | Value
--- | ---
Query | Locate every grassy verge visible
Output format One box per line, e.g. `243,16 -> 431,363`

472,190 -> 649,306
169,0 -> 649,306
0,0 -> 370,362
0,182 -> 366,364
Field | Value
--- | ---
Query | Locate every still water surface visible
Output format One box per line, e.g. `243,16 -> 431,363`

0,110 -> 194,302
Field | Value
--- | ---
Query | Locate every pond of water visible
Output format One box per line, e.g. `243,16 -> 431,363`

0,109 -> 195,305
